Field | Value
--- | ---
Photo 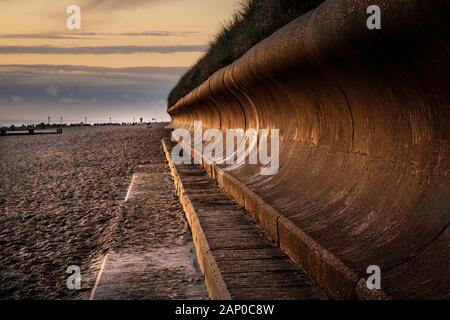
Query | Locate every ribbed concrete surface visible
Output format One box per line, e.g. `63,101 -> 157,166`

168,0 -> 450,299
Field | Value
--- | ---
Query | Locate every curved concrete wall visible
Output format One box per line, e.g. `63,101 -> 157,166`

168,0 -> 450,299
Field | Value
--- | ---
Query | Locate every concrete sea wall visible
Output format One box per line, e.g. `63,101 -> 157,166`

168,0 -> 450,299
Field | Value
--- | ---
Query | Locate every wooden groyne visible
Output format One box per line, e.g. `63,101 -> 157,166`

0,128 -> 63,136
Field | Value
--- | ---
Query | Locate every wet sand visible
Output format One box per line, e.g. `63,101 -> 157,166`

0,126 -> 206,299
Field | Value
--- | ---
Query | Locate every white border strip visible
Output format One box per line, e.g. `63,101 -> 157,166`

124,174 -> 136,202
89,253 -> 109,300
89,172 -> 136,300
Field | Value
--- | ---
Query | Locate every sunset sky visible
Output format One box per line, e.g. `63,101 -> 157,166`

0,0 -> 240,125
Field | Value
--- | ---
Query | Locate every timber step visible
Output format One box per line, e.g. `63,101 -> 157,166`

162,139 -> 325,300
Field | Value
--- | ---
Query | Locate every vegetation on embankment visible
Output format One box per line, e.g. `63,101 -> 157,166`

168,0 -> 324,107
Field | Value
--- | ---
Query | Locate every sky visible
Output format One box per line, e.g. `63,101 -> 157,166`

0,0 -> 240,125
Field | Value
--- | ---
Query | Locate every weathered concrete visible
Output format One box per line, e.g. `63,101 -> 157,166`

168,0 -> 450,299
162,139 -> 324,300
90,163 -> 208,300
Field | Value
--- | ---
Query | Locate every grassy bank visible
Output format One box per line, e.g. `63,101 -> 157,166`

168,0 -> 324,107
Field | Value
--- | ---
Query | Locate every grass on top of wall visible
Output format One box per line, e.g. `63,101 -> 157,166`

167,0 -> 325,107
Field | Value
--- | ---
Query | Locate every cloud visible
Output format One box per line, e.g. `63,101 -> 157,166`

86,97 -> 99,103
0,64 -> 184,123
46,85 -> 59,97
84,0 -> 166,10
11,96 -> 22,103
0,31 -> 200,40
0,45 -> 207,55
59,97 -> 82,104
114,31 -> 200,37
0,33 -> 96,40
0,65 -> 187,112
0,64 -> 188,76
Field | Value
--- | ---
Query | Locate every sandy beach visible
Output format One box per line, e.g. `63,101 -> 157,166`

0,126 -> 205,299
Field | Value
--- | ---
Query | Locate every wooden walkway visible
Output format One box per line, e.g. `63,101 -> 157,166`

162,139 -> 324,300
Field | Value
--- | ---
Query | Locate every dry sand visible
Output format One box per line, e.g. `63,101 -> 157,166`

0,126 -> 206,299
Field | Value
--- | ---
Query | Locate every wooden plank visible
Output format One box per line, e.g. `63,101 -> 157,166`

162,138 -> 325,300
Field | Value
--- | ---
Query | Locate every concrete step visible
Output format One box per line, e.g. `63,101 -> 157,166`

89,162 -> 208,300
162,139 -> 325,300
